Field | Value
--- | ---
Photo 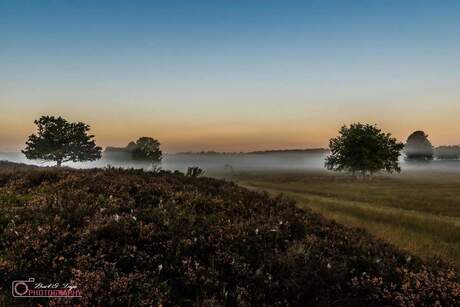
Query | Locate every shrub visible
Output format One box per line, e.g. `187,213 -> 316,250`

0,166 -> 459,305
186,166 -> 205,178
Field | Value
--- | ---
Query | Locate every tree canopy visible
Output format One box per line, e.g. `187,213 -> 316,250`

22,115 -> 102,166
404,131 -> 434,161
131,137 -> 162,164
325,123 -> 404,177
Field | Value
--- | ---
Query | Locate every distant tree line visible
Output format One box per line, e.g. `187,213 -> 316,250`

22,115 -> 459,171
174,148 -> 328,155
404,130 -> 460,160
434,146 -> 460,160
104,138 -> 162,164
23,115 -> 162,167
325,124 -> 460,179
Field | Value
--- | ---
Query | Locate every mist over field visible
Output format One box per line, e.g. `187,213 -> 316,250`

2,151 -> 460,174
3,0 -> 460,304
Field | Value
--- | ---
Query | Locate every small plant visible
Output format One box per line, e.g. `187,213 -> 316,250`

150,165 -> 162,173
186,166 -> 204,177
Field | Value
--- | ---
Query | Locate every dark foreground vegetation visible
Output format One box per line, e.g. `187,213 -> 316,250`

1,162 -> 460,306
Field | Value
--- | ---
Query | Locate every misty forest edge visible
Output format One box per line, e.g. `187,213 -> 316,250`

19,115 -> 460,176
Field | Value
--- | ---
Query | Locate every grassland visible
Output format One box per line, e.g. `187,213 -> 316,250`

234,169 -> 460,267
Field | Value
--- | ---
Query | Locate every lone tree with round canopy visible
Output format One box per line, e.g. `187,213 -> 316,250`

22,115 -> 102,166
325,123 -> 404,178
404,130 -> 434,161
131,136 -> 163,165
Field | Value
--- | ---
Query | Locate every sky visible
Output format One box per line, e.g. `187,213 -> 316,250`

1,0 -> 459,153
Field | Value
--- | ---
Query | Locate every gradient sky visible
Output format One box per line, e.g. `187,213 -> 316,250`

1,0 -> 459,152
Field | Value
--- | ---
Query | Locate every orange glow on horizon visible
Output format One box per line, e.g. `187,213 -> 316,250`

1,113 -> 459,153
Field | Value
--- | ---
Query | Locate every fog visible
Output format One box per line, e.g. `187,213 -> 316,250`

2,152 -> 460,174
0,152 -> 327,173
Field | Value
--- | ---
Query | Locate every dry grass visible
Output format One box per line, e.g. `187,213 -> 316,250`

234,169 -> 460,267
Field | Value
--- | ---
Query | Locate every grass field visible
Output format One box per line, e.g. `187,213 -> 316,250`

233,169 -> 460,267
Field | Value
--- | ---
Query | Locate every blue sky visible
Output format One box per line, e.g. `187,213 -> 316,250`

1,0 -> 459,152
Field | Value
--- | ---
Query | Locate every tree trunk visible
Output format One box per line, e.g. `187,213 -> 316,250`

57,160 -> 62,167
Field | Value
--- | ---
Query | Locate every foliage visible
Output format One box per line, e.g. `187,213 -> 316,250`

0,166 -> 459,306
325,123 -> 404,177
405,131 -> 434,161
105,137 -> 163,164
131,137 -> 162,164
22,116 -> 102,166
435,145 -> 460,160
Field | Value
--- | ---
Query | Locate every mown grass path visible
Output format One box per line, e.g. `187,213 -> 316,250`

236,170 -> 460,267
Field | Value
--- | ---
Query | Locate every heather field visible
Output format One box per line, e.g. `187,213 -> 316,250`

1,162 -> 460,306
2,0 -> 460,305
234,168 -> 460,268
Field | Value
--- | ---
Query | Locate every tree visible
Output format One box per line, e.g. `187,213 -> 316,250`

126,141 -> 138,151
434,145 -> 460,160
131,137 -> 162,165
22,116 -> 102,166
404,131 -> 433,161
325,123 -> 404,178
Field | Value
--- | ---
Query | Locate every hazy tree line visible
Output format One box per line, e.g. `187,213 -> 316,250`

325,125 -> 459,179
21,116 -> 459,175
22,116 -> 162,166
405,131 -> 460,160
104,138 -> 162,163
434,145 -> 460,160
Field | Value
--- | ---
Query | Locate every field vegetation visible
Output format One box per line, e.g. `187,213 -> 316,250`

235,169 -> 460,268
1,162 -> 459,305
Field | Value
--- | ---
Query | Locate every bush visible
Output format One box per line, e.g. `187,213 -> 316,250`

0,166 -> 459,306
186,166 -> 205,178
